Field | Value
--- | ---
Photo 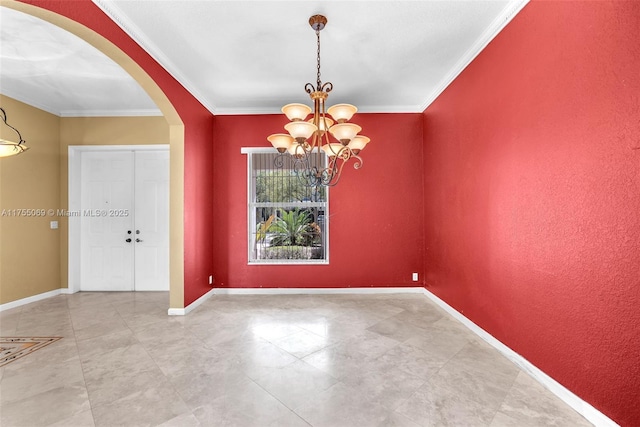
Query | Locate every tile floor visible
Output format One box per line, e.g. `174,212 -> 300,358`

0,292 -> 592,427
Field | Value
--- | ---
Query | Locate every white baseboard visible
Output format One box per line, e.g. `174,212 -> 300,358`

0,289 -> 62,312
167,287 -> 216,316
211,286 -> 425,295
422,289 -> 618,427
0,287 -> 79,312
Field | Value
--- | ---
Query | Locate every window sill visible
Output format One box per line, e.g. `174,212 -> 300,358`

248,260 -> 329,266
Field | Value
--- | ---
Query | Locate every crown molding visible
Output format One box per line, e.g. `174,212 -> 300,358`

1,89 -> 60,116
214,104 -> 424,116
1,90 -> 162,117
59,109 -> 162,117
419,0 -> 530,112
91,0 -> 219,115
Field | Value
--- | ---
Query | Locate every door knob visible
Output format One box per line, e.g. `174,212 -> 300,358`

127,230 -> 132,234
136,230 -> 141,234
136,238 -> 143,243
125,238 -> 132,243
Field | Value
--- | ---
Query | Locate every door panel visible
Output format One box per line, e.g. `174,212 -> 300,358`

134,151 -> 170,291
80,149 -> 169,292
80,151 -> 134,291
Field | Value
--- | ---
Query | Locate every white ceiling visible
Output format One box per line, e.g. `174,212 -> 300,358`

0,6 -> 159,117
0,0 -> 528,117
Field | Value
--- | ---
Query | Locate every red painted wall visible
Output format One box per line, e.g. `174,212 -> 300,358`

423,2 -> 640,425
212,113 -> 424,288
23,0 -> 215,307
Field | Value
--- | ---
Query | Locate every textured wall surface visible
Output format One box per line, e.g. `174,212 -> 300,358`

212,113 -> 425,289
15,1 -> 639,423
423,2 -> 640,425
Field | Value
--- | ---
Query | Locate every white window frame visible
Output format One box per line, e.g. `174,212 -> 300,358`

241,147 -> 329,265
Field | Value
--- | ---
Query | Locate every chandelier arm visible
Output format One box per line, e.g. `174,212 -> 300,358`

322,155 -> 346,187
0,107 -> 26,145
350,153 -> 364,170
274,152 -> 286,169
304,83 -> 315,95
290,150 -> 315,187
308,130 -> 319,151
320,82 -> 333,94
308,166 -> 322,187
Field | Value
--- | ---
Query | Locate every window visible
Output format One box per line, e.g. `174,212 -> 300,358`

243,148 -> 328,264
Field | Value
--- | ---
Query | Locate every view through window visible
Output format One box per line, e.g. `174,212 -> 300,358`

247,151 -> 328,264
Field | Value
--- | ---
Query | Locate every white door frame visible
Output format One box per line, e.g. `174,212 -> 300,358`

68,145 -> 170,294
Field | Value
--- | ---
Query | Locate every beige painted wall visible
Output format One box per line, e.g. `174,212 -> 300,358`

0,95 -> 61,304
58,116 -> 170,289
0,94 -> 170,304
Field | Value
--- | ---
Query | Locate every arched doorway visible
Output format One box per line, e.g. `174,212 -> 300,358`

2,1 -> 185,310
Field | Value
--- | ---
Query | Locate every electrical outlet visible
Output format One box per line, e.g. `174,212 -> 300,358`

412,272 -> 418,282
209,275 -> 213,285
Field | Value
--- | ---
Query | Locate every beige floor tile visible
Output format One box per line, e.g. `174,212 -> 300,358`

48,409 -> 95,427
0,310 -> 21,335
0,292 -> 593,427
302,341 -> 371,379
192,379 -> 291,426
271,329 -> 332,358
157,412 -> 201,427
1,354 -> 85,403
341,364 -> 427,411
0,381 -> 91,427
90,378 -> 190,427
293,382 -> 392,427
396,378 -> 498,427
73,314 -> 131,342
253,359 -> 338,410
375,342 -> 446,380
367,316 -> 430,342
380,411 -> 422,427
490,371 -> 593,427
404,319 -> 473,363
268,410 -> 312,427
168,359 -> 251,408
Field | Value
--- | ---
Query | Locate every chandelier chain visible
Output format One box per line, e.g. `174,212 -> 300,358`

316,28 -> 322,90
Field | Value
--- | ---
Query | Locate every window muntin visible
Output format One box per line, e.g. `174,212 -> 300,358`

246,150 -> 328,264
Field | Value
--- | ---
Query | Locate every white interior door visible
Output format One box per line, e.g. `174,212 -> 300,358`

133,151 -> 169,291
80,151 -> 135,291
80,149 -> 169,291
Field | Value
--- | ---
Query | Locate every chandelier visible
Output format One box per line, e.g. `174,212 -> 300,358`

267,15 -> 369,187
0,107 -> 29,158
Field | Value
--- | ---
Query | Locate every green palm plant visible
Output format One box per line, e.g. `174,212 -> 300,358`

268,209 -> 313,247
